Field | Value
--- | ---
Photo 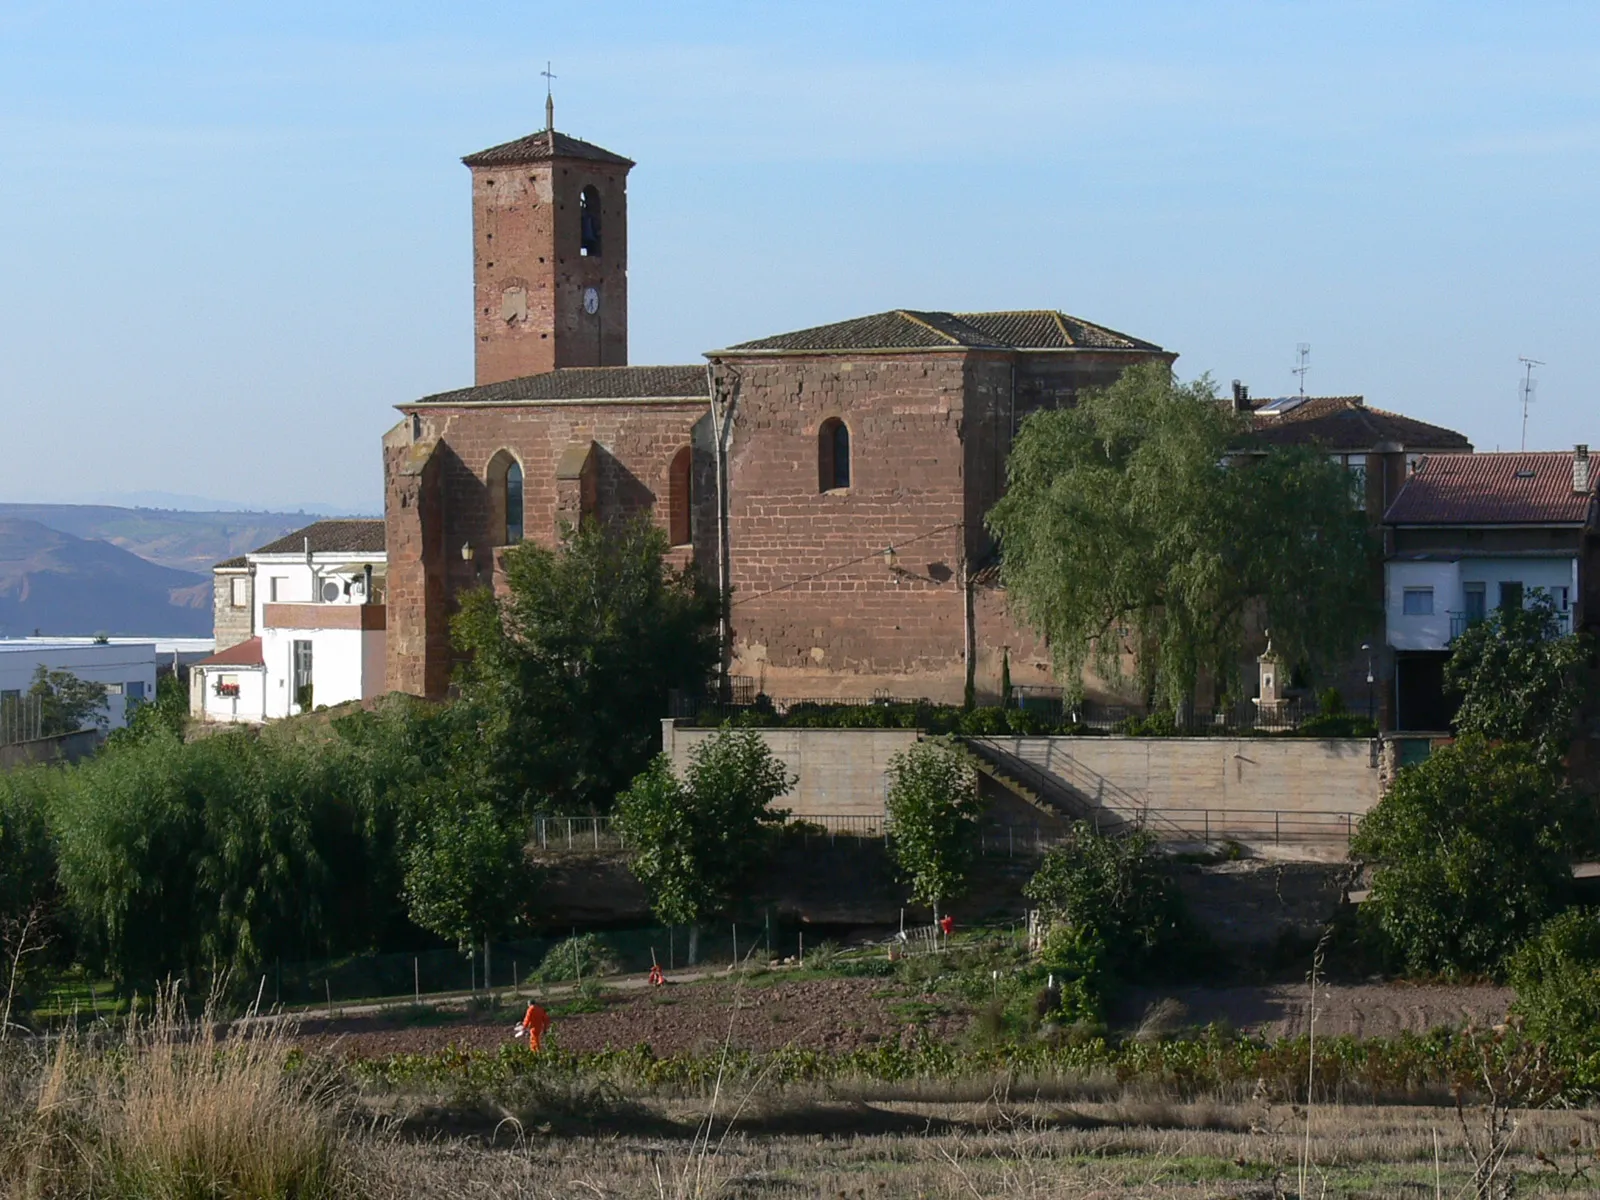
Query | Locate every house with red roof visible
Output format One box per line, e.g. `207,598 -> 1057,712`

1382,446 -> 1598,731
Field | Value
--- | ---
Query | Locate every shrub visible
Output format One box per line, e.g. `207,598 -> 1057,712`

1024,823 -> 1192,981
1351,736 -> 1589,976
883,738 -> 984,914
1508,909 -> 1600,1078
529,933 -> 623,984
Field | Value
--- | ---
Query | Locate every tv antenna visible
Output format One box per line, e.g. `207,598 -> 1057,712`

1292,343 -> 1311,397
1518,356 -> 1543,451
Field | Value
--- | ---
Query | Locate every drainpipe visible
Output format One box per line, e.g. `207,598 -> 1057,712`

707,360 -> 738,697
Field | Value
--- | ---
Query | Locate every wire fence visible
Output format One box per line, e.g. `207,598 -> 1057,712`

0,693 -> 44,745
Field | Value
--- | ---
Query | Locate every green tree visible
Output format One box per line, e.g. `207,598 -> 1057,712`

1351,736 -> 1591,976
401,778 -> 529,954
28,666 -> 108,736
615,727 -> 793,962
883,738 -> 984,916
106,672 -> 188,748
1446,593 -> 1591,766
48,729 -> 398,991
452,516 -> 720,814
985,362 -> 1376,714
1507,909 -> 1600,1081
1023,822 -> 1190,980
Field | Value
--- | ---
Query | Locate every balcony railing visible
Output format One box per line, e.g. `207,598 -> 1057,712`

1448,609 -> 1571,641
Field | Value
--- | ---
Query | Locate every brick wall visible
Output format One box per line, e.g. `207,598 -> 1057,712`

717,353 -> 973,701
385,401 -> 709,697
471,159 -> 630,386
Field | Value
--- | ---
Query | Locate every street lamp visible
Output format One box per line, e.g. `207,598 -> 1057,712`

1361,643 -> 1374,724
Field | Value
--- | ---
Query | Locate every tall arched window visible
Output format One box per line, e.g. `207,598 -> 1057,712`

818,418 -> 850,491
488,451 -> 524,546
579,186 -> 602,257
668,446 -> 692,547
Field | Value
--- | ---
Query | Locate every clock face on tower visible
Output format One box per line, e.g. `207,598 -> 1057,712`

582,287 -> 600,315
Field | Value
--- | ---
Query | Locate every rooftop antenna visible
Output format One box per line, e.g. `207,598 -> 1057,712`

541,61 -> 557,131
1292,343 -> 1310,397
1518,356 -> 1543,451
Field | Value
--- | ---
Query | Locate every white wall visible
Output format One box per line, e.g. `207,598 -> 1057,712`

194,666 -> 268,724
250,553 -> 381,633
0,641 -> 157,731
1386,555 -> 1578,650
259,627 -> 383,717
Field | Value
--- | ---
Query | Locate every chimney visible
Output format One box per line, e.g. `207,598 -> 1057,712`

1231,380 -> 1250,413
1575,444 -> 1592,494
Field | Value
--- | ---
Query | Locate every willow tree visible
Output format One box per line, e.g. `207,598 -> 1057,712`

985,363 -> 1376,715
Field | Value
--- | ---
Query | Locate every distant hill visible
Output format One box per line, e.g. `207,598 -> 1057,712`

0,519 -> 212,637
0,504 -> 369,575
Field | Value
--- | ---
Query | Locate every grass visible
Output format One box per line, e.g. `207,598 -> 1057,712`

0,984 -> 360,1200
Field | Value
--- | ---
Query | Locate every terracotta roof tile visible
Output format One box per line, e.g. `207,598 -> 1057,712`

461,128 -> 634,168
1243,395 -> 1471,452
721,309 -> 1164,354
1384,451 -> 1597,525
414,366 -> 707,406
197,636 -> 264,668
251,520 -> 386,556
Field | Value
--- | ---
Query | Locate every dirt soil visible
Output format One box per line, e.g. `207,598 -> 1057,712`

1119,980 -> 1514,1040
293,975 -> 970,1059
292,971 -> 1513,1061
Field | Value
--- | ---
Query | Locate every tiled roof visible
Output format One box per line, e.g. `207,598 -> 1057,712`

1385,452 -> 1597,525
251,520 -> 387,557
197,636 -> 264,668
413,366 -> 708,406
721,309 -> 1164,354
1243,396 -> 1471,452
214,555 -> 248,569
461,128 -> 634,168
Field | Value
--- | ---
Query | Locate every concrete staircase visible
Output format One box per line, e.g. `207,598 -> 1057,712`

961,737 -> 1136,834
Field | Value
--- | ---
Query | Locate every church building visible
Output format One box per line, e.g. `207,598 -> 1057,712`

383,114 -> 1174,704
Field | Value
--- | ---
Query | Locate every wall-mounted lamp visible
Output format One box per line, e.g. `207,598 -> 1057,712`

461,542 -> 474,563
882,545 -> 898,572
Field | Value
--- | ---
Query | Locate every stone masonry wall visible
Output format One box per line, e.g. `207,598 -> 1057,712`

211,569 -> 253,653
717,352 -> 974,702
385,401 -> 709,697
471,159 -> 630,386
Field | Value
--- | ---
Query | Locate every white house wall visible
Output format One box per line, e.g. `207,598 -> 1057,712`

259,627 -> 384,717
1386,555 -> 1579,651
193,667 -> 268,724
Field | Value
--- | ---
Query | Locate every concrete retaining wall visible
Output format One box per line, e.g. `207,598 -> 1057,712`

661,721 -> 920,818
661,722 -> 1382,826
0,729 -> 100,770
969,736 -> 1382,820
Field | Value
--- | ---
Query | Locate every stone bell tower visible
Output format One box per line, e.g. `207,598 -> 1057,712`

463,98 -> 633,386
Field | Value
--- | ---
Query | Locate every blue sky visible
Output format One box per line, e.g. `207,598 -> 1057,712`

2,1 -> 1597,513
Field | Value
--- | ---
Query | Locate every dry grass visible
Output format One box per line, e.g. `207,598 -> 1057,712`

0,984 -> 361,1200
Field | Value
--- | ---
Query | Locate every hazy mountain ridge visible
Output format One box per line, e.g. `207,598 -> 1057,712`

0,504 -> 356,575
0,519 -> 211,637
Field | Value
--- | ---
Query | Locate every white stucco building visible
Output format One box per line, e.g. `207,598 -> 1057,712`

190,520 -> 387,723
1383,448 -> 1597,730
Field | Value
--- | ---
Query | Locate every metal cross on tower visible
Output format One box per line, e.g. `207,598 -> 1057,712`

541,62 -> 557,130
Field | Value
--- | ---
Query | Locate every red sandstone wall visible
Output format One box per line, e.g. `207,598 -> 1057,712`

385,403 -> 708,697
471,160 -> 629,386
717,353 -> 972,702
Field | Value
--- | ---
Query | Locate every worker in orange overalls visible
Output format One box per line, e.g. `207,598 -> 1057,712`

512,1001 -> 551,1051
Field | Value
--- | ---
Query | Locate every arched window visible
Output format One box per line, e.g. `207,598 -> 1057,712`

668,446 -> 692,547
818,418 -> 850,491
488,451 -> 524,546
579,186 -> 602,257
